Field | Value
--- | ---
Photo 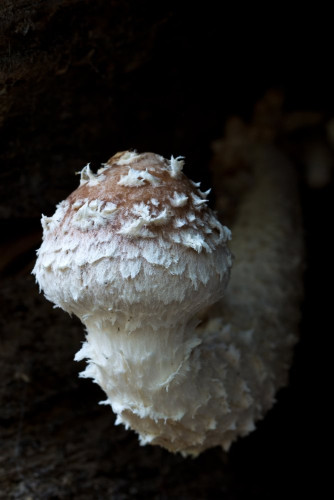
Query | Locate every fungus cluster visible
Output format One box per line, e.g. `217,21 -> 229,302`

33,150 -> 302,456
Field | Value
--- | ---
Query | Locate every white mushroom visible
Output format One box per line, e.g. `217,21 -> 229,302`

33,149 -> 302,456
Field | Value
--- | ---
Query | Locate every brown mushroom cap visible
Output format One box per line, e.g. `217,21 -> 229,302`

33,152 -> 232,326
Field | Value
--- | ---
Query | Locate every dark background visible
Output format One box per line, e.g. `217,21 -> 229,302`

0,2 -> 331,498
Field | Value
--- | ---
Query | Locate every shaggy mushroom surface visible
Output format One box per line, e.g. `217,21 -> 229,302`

33,149 -> 303,456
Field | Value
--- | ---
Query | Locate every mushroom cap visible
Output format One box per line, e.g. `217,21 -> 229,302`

33,152 -> 232,326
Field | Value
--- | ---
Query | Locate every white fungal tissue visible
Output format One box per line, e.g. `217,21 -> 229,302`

169,155 -> 185,178
41,200 -> 70,233
117,168 -> 161,187
72,199 -> 118,231
170,192 -> 188,207
33,150 -> 302,457
79,164 -> 106,186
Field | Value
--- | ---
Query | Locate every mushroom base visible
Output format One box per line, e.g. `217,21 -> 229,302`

74,311 -> 290,456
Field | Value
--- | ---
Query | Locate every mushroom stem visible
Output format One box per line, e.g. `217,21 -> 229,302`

75,317 -> 204,427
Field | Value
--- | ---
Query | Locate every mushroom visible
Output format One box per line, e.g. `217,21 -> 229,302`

33,149 -> 303,456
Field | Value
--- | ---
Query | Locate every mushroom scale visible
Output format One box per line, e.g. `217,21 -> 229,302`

33,150 -> 302,456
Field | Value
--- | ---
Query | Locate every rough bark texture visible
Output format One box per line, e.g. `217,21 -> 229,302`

1,2 -> 332,498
